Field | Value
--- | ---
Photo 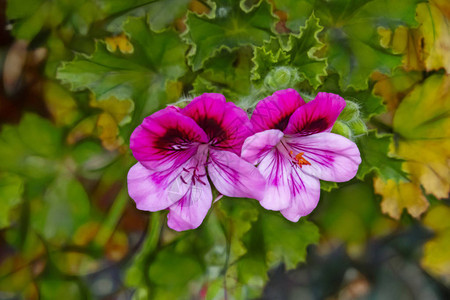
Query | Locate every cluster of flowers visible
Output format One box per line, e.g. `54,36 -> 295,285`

128,89 -> 361,231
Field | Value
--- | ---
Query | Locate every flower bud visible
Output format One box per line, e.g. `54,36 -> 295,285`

264,66 -> 300,90
349,119 -> 368,136
339,100 -> 360,121
332,120 -> 352,139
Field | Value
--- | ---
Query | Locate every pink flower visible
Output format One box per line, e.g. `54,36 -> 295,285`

127,93 -> 265,231
241,89 -> 361,221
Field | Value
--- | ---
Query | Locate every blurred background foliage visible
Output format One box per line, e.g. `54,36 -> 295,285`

0,0 -> 449,299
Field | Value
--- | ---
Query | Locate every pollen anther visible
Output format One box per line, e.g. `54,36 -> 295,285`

290,150 -> 311,168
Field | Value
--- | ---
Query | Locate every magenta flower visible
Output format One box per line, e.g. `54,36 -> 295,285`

241,89 -> 361,222
127,93 -> 265,231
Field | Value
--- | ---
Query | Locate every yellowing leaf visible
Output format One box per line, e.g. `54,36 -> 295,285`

400,140 -> 450,199
44,81 -> 79,126
105,33 -> 134,54
377,25 -> 425,72
417,2 -> 450,73
97,112 -> 123,151
393,74 -> 450,199
375,74 -> 450,219
421,205 -> 450,284
67,116 -> 97,145
374,177 -> 429,219
372,69 -> 422,112
89,95 -> 134,126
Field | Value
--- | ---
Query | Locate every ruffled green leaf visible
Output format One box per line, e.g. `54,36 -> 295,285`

273,0 -> 420,90
356,130 -> 407,181
101,0 -> 191,32
183,0 -> 277,71
57,17 -> 187,117
251,14 -> 327,89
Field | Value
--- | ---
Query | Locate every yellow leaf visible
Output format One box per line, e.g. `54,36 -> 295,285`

377,25 -> 424,71
371,69 -> 422,112
374,177 -> 429,219
97,112 -> 123,151
105,33 -> 134,54
44,81 -> 79,126
416,2 -> 450,73
421,205 -> 450,284
67,115 -> 97,145
400,140 -> 450,199
393,74 -> 450,200
376,74 -> 450,219
89,95 -> 134,126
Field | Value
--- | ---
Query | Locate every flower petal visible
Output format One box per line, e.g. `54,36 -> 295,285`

257,147 -> 293,210
280,171 -> 320,222
127,162 -> 183,212
181,93 -> 253,155
284,92 -> 346,135
167,173 -> 212,231
130,107 -> 208,170
251,89 -> 305,132
208,149 -> 266,201
286,132 -> 361,182
241,129 -> 285,165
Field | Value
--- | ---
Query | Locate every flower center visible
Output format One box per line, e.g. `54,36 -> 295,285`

290,151 -> 311,168
180,167 -> 207,186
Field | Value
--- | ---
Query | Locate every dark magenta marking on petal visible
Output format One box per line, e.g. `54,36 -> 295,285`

195,116 -> 228,145
295,117 -> 329,136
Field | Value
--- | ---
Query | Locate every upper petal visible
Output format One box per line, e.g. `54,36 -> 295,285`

130,107 -> 208,170
284,92 -> 346,135
280,170 -> 320,222
167,171 -> 212,231
207,149 -> 266,201
181,93 -> 253,155
251,89 -> 305,132
241,129 -> 285,165
286,132 -> 361,182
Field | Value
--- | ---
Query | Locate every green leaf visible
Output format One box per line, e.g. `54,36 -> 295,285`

6,0 -> 101,39
316,182 -> 395,248
356,130 -> 407,181
273,0 -> 420,90
251,13 -> 327,89
0,173 -> 24,229
183,0 -> 277,71
282,13 -> 327,88
148,250 -> 203,286
57,17 -> 187,118
31,175 -> 90,242
192,48 -> 253,99
0,113 -> 62,179
101,0 -> 191,32
260,214 -> 319,269
318,74 -> 385,120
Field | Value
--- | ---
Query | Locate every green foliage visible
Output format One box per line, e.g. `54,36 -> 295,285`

252,13 -> 327,89
183,0 -> 277,71
57,17 -> 187,120
4,0 -> 448,298
273,0 -> 420,90
356,131 -> 407,182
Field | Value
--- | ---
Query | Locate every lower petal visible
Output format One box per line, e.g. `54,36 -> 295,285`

257,148 -> 293,211
286,132 -> 361,182
208,149 -> 266,201
127,162 -> 182,212
167,178 -> 212,231
281,171 -> 320,222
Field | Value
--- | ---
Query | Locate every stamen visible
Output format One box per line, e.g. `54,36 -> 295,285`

290,151 -> 311,168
